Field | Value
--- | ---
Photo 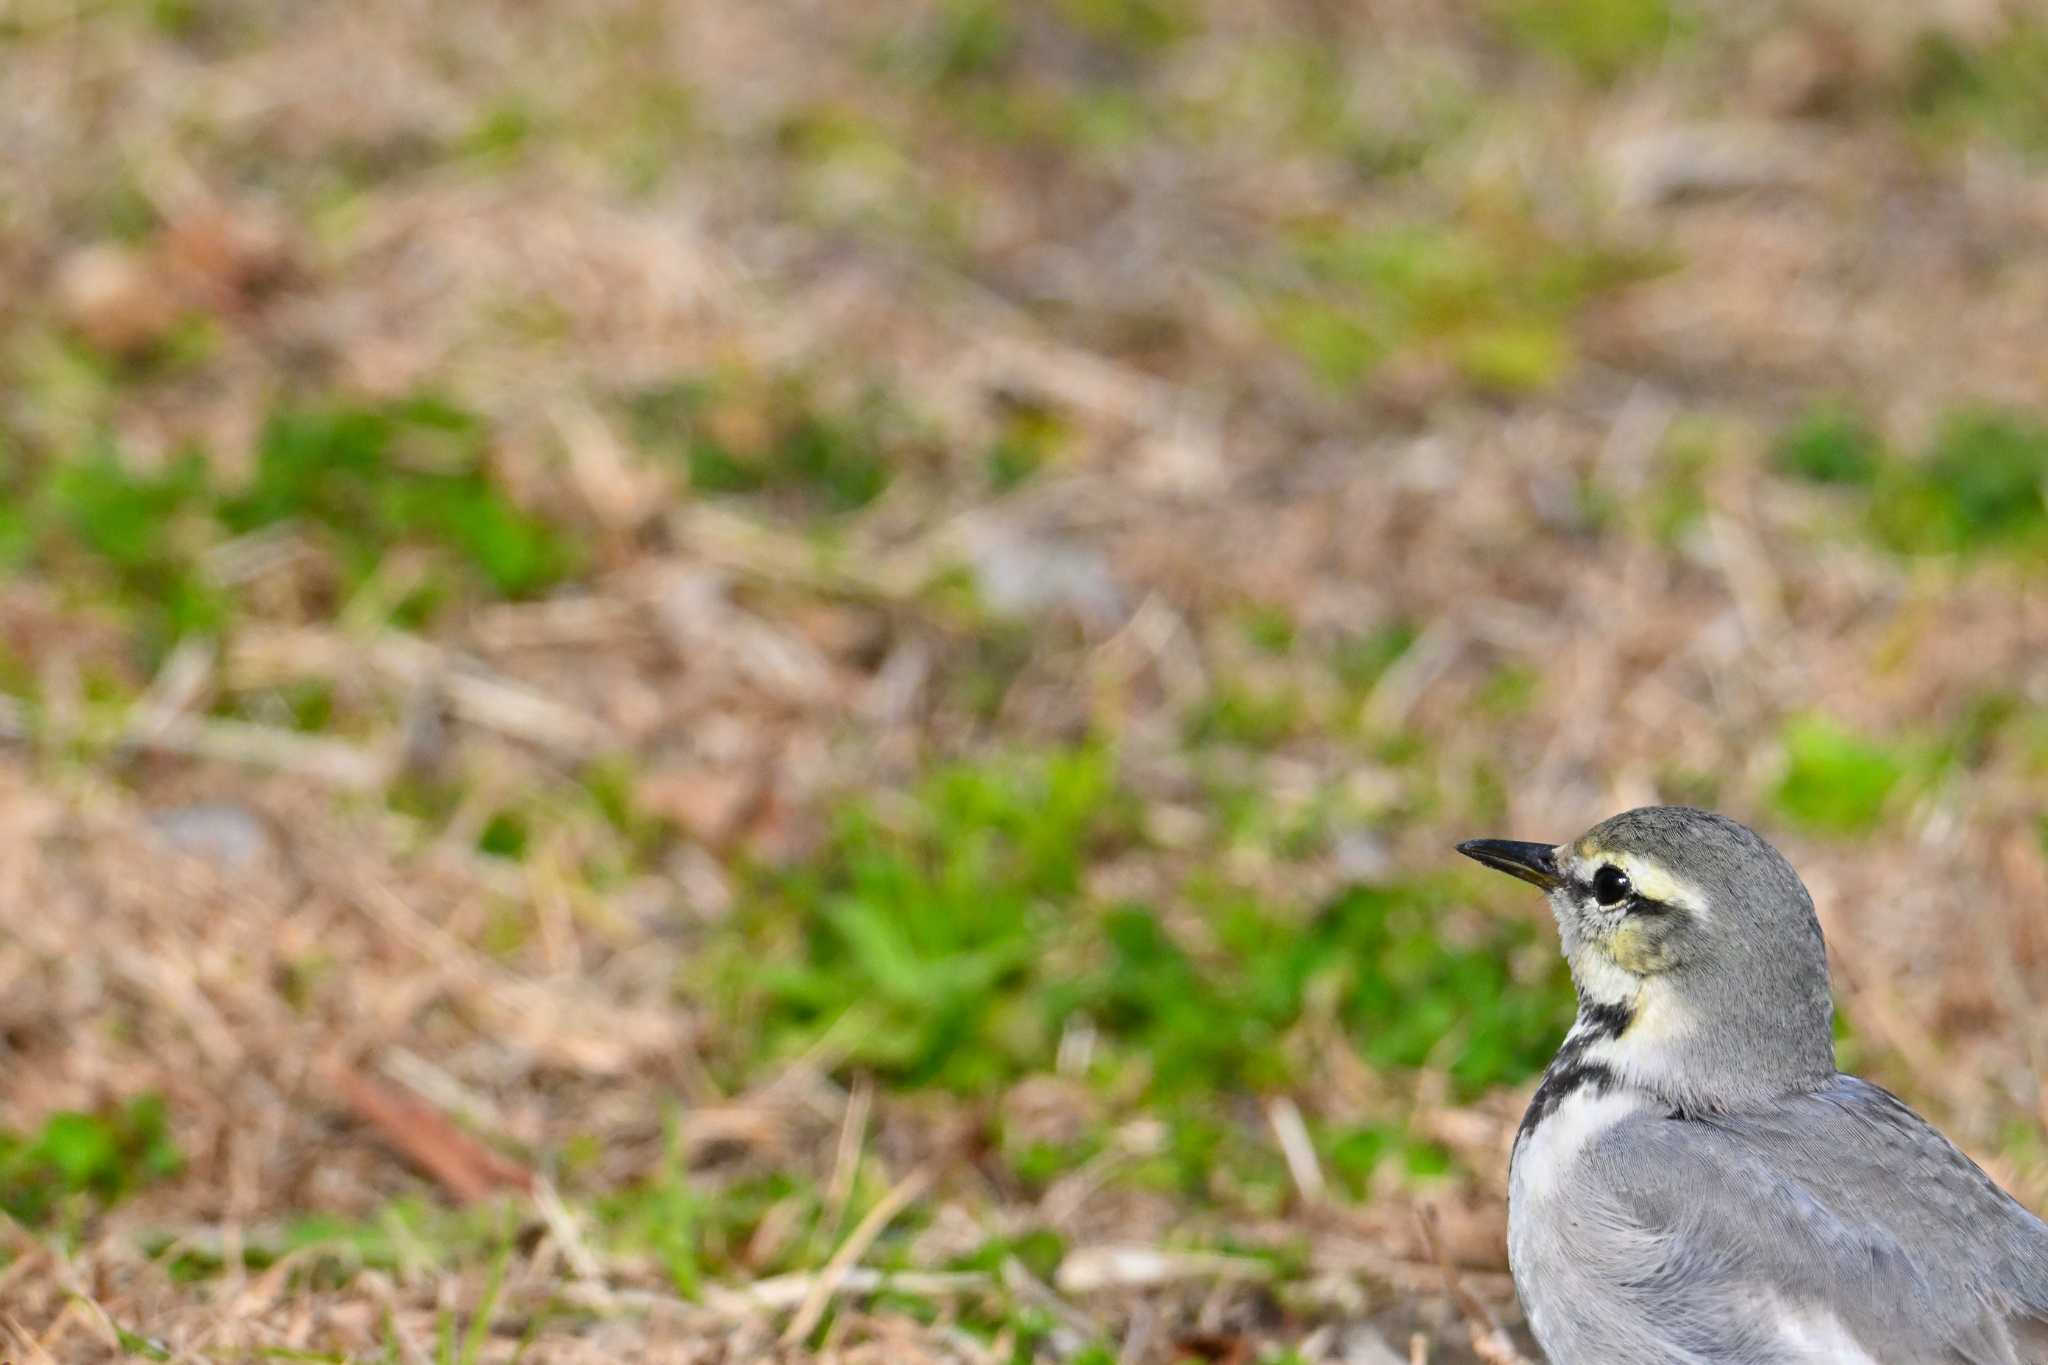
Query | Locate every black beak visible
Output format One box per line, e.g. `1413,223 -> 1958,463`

1456,838 -> 1563,891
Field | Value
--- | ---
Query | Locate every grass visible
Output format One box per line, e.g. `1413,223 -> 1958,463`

3,395 -> 585,671
1776,402 -> 2048,556
623,375 -> 901,512
886,0 -> 1191,161
1268,216 -> 1659,395
699,745 -> 1568,1210
0,1096 -> 182,1230
717,748 -> 1122,1091
6,1 -> 2048,1359
1493,0 -> 1686,84
1773,404 -> 1882,487
1770,715 -> 1908,837
0,370 -> 926,720
1904,24 -> 2048,159
1185,683 -> 1306,749
227,399 -> 581,599
1872,410 -> 2048,554
1334,621 -> 1419,695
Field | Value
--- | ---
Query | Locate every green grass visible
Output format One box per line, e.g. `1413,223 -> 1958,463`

1475,662 -> 1540,717
1,394 -> 586,677
1643,418 -> 1724,547
891,0 -> 1018,86
460,101 -> 543,167
1905,24 -> 2048,159
707,744 -> 1569,1109
599,1145 -> 716,1298
1088,879 -> 1567,1099
887,0 -> 1191,162
1777,402 -> 2048,556
1221,42 -> 1474,179
1050,0 -> 1192,53
1335,620 -> 1419,694
436,1247 -> 513,1365
0,1095 -> 182,1229
1871,409 -> 2048,554
675,742 -> 1572,1217
227,398 -> 581,598
1185,683 -> 1306,749
1774,404 -> 1882,487
1269,299 -> 1387,391
624,375 -> 900,512
718,747 -> 1125,1091
1770,715 -> 1908,836
1268,218 -> 1658,394
35,443 -> 229,647
983,399 -> 1066,492
1494,0 -> 1686,84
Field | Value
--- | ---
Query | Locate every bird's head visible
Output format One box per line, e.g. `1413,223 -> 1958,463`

1459,806 -> 1837,1111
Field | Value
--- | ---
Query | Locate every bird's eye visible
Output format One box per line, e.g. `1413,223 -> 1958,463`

1592,864 -> 1632,906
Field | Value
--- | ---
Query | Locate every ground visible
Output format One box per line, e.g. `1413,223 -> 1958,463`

4,0 -> 2048,1361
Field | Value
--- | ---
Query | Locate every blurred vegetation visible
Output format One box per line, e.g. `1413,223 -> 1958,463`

1771,715 -> 1909,837
1905,24 -> 2048,157
6,0 -> 2048,1354
0,1097 -> 182,1231
706,747 -> 1568,1199
1268,217 -> 1662,395
4,394 -> 583,664
1493,0 -> 1688,84
1777,402 -> 2048,556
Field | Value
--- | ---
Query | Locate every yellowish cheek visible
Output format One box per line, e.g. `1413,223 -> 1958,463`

1607,920 -> 1672,974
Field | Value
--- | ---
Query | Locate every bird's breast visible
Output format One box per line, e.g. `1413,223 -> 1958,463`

1510,1070 -> 1653,1207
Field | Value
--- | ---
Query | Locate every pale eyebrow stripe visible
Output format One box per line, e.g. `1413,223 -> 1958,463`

1566,843 -> 1708,915
1610,852 -> 1708,914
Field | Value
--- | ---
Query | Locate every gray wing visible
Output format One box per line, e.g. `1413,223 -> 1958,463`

1582,1076 -> 2048,1364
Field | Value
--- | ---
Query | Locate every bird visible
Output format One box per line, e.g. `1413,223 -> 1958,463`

1457,805 -> 2048,1364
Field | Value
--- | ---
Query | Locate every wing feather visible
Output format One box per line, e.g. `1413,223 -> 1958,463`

1577,1077 -> 2048,1364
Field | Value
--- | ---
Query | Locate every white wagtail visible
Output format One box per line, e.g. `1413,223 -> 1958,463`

1459,806 -> 2048,1363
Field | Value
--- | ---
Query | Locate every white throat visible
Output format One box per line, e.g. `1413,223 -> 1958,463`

1511,983 -> 1693,1207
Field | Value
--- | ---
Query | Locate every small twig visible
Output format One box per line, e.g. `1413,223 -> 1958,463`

3,1315 -> 59,1365
129,714 -> 390,789
821,1074 -> 873,1239
224,626 -> 617,755
122,637 -> 215,742
1266,1096 -> 1327,1207
1117,1298 -> 1157,1365
437,667 -> 612,756
703,1268 -> 987,1317
780,1166 -> 931,1344
227,1245 -> 327,1320
1055,1244 -> 1275,1294
1416,1206 -> 1531,1365
1038,1146 -> 1129,1229
59,1287 -> 141,1356
381,1048 -> 514,1137
1000,1256 -> 1101,1341
326,1059 -> 534,1204
104,943 -> 246,1070
531,1177 -> 607,1287
1364,620 -> 1461,731
201,522 -> 314,588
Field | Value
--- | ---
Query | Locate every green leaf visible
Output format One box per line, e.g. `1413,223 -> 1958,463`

1772,715 -> 1906,835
